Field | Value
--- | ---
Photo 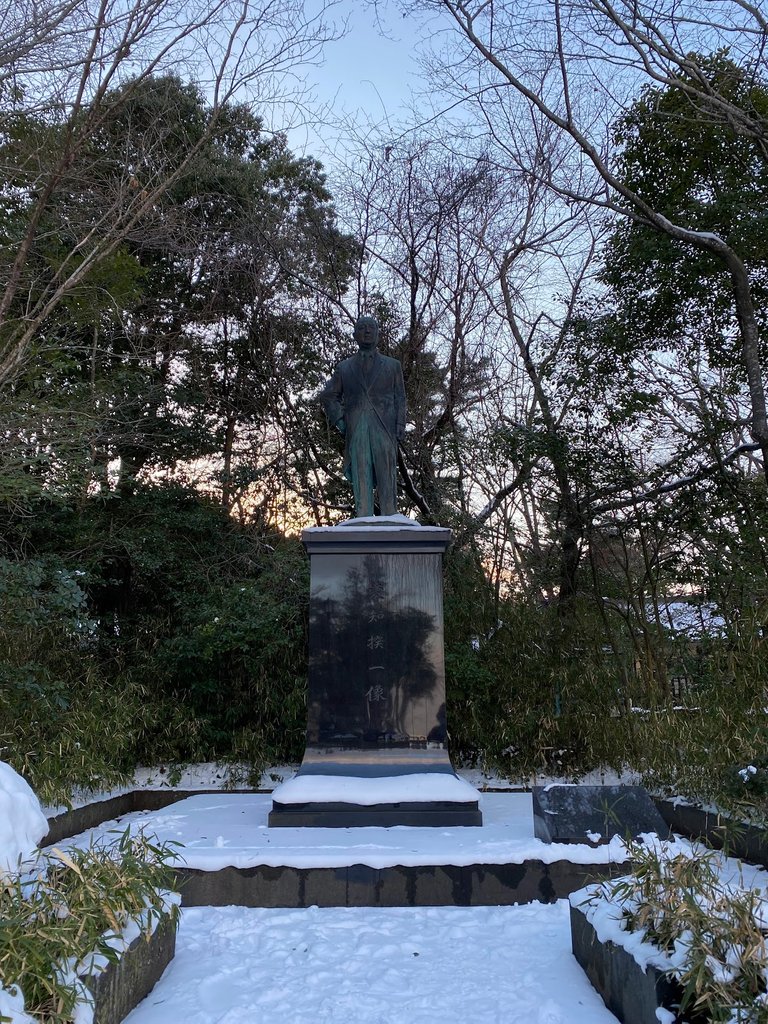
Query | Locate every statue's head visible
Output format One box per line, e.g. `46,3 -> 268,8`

354,314 -> 379,352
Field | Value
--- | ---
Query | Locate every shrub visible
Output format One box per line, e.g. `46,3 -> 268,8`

0,557 -> 144,805
0,829 -> 180,1024
589,842 -> 768,1022
156,538 -> 309,767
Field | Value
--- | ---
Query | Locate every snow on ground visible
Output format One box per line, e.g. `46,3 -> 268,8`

0,761 -> 48,873
124,901 -> 619,1024
54,792 -> 633,870
461,765 -> 640,791
126,762 -> 640,794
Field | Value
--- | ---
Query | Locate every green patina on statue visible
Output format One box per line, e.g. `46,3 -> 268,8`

320,315 -> 406,518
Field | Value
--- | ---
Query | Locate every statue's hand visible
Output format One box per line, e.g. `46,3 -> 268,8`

337,418 -> 346,435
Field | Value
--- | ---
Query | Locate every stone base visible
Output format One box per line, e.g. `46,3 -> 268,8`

174,859 -> 625,908
570,903 -> 686,1024
297,746 -> 457,776
81,916 -> 177,1024
268,799 -> 482,828
532,785 -> 671,844
268,768 -> 482,828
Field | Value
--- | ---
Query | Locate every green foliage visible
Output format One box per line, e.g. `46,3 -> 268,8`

443,541 -> 768,809
0,73 -> 357,506
157,539 -> 309,765
0,483 -> 310,800
677,475 -> 768,617
0,830 -> 179,1024
601,52 -> 768,366
2,473 -> 765,810
592,844 -> 768,1022
444,566 -> 635,778
638,606 -> 768,819
0,556 -> 145,805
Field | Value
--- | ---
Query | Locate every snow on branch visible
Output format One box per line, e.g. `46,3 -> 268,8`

590,440 -> 764,515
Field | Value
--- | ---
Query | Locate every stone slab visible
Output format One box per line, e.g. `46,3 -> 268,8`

654,797 -> 768,867
174,859 -> 624,908
295,749 -> 457,776
302,518 -> 452,554
268,799 -> 482,827
81,916 -> 177,1024
303,547 -> 450,756
570,904 -> 684,1024
532,786 -> 671,844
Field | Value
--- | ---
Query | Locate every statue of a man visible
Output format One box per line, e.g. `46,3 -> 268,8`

320,314 -> 406,518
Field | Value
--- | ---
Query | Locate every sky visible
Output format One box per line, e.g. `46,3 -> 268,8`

285,1 -> 441,160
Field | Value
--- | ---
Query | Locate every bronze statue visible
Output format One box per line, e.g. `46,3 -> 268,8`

320,315 -> 406,517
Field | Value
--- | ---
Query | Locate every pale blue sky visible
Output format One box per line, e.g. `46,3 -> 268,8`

287,2 -> 439,157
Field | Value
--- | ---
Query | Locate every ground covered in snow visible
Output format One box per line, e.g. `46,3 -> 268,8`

124,901 -> 619,1024
56,792 -> 633,870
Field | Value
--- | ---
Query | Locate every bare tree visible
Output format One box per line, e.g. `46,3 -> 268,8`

331,137 -> 502,519
411,0 -> 768,482
0,0 -> 343,387
332,125 -> 622,602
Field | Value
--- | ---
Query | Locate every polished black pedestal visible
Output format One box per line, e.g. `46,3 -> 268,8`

269,800 -> 482,828
532,785 -> 671,843
269,516 -> 482,827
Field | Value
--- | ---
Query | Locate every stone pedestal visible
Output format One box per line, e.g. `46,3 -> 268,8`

532,785 -> 671,844
269,515 -> 482,827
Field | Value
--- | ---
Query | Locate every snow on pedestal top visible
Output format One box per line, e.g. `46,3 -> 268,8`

271,772 -> 480,806
0,761 -> 49,873
303,514 -> 450,534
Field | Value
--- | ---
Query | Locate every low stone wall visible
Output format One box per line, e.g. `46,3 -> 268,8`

46,790 -> 628,908
42,800 -> 181,1024
654,798 -> 768,867
44,790 -> 261,845
82,917 -> 177,1024
174,858 -> 627,908
570,903 -> 683,1024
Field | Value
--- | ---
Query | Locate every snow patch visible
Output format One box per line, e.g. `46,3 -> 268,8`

0,762 -> 48,874
571,841 -> 768,982
0,983 -> 35,1024
305,514 -> 449,533
121,903 -> 619,1024
272,772 -> 480,806
41,763 -> 644,816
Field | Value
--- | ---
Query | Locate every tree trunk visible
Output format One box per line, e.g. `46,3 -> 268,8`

222,414 -> 236,510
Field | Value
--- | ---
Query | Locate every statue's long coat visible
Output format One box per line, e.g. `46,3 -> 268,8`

321,351 -> 406,512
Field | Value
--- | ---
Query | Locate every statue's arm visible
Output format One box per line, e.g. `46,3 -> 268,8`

320,367 -> 346,434
395,361 -> 406,441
